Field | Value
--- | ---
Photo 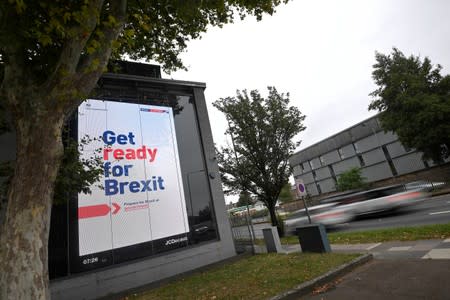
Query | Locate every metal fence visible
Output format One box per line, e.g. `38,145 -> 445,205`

228,211 -> 255,254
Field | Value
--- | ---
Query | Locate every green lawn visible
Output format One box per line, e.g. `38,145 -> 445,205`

128,253 -> 359,300
280,222 -> 450,245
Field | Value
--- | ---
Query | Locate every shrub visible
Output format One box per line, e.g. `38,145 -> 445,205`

335,167 -> 367,192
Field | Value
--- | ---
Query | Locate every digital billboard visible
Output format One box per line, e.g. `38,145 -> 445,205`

77,99 -> 189,259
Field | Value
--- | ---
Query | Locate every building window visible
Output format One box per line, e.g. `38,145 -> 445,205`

303,162 -> 310,171
310,159 -> 321,170
293,164 -> 303,175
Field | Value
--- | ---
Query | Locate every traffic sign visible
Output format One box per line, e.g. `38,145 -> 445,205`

295,179 -> 307,197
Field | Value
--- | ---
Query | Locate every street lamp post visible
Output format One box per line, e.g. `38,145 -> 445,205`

226,117 -> 256,253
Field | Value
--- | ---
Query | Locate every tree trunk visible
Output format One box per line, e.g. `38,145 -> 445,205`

267,201 -> 285,237
0,111 -> 64,300
267,203 -> 279,226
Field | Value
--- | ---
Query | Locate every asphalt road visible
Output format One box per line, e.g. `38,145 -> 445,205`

232,194 -> 450,238
329,193 -> 450,233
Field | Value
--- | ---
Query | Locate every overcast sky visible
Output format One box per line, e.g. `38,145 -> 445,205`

164,0 -> 450,155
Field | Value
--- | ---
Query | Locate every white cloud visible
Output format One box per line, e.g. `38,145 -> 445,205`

164,0 -> 450,152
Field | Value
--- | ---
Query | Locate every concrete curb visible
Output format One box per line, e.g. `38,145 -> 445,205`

270,253 -> 373,300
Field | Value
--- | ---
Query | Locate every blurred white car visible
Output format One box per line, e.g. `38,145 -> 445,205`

283,203 -> 337,234
311,184 -> 430,226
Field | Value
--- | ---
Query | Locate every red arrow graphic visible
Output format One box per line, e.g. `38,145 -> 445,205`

112,202 -> 120,214
78,203 -> 121,219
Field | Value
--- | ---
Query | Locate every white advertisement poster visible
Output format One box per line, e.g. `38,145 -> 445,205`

77,99 -> 189,256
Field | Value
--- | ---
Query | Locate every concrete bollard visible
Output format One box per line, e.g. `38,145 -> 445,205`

263,226 -> 283,253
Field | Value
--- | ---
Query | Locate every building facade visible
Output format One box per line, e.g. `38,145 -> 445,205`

0,63 -> 236,300
289,115 -> 448,197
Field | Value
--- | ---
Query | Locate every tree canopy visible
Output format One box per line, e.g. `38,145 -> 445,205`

0,1 -> 288,299
214,87 -> 305,231
236,190 -> 255,207
369,48 -> 450,162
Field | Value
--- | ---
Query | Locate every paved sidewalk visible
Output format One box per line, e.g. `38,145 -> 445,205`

265,239 -> 450,299
255,238 -> 450,299
257,238 -> 450,260
331,238 -> 450,259
300,259 -> 450,300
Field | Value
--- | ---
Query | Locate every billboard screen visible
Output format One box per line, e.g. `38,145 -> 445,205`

77,99 -> 189,258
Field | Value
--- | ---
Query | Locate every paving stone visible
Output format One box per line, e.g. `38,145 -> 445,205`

388,246 -> 412,251
422,249 -> 450,259
409,240 -> 442,251
373,251 -> 428,260
433,242 -> 450,249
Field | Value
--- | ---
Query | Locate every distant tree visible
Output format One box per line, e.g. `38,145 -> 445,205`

53,135 -> 103,205
236,191 -> 255,207
278,183 -> 294,203
0,134 -> 103,221
369,48 -> 450,162
0,2 -> 288,298
335,167 -> 367,192
214,87 -> 306,235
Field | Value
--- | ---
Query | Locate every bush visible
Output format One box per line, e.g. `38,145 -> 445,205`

251,208 -> 268,219
335,167 -> 367,192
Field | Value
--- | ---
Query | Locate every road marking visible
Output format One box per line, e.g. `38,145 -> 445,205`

429,210 -> 450,216
366,243 -> 382,250
389,246 -> 412,251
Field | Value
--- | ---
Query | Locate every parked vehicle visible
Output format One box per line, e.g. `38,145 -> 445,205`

404,180 -> 446,192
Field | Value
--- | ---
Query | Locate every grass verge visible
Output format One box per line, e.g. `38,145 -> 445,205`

278,222 -> 450,245
127,253 -> 359,300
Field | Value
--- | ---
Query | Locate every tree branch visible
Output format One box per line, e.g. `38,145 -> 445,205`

63,0 -> 127,113
44,0 -> 105,93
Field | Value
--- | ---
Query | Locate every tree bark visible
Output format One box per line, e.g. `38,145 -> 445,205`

0,111 -> 64,300
266,199 -> 286,237
0,4 -> 126,298
267,202 -> 279,228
